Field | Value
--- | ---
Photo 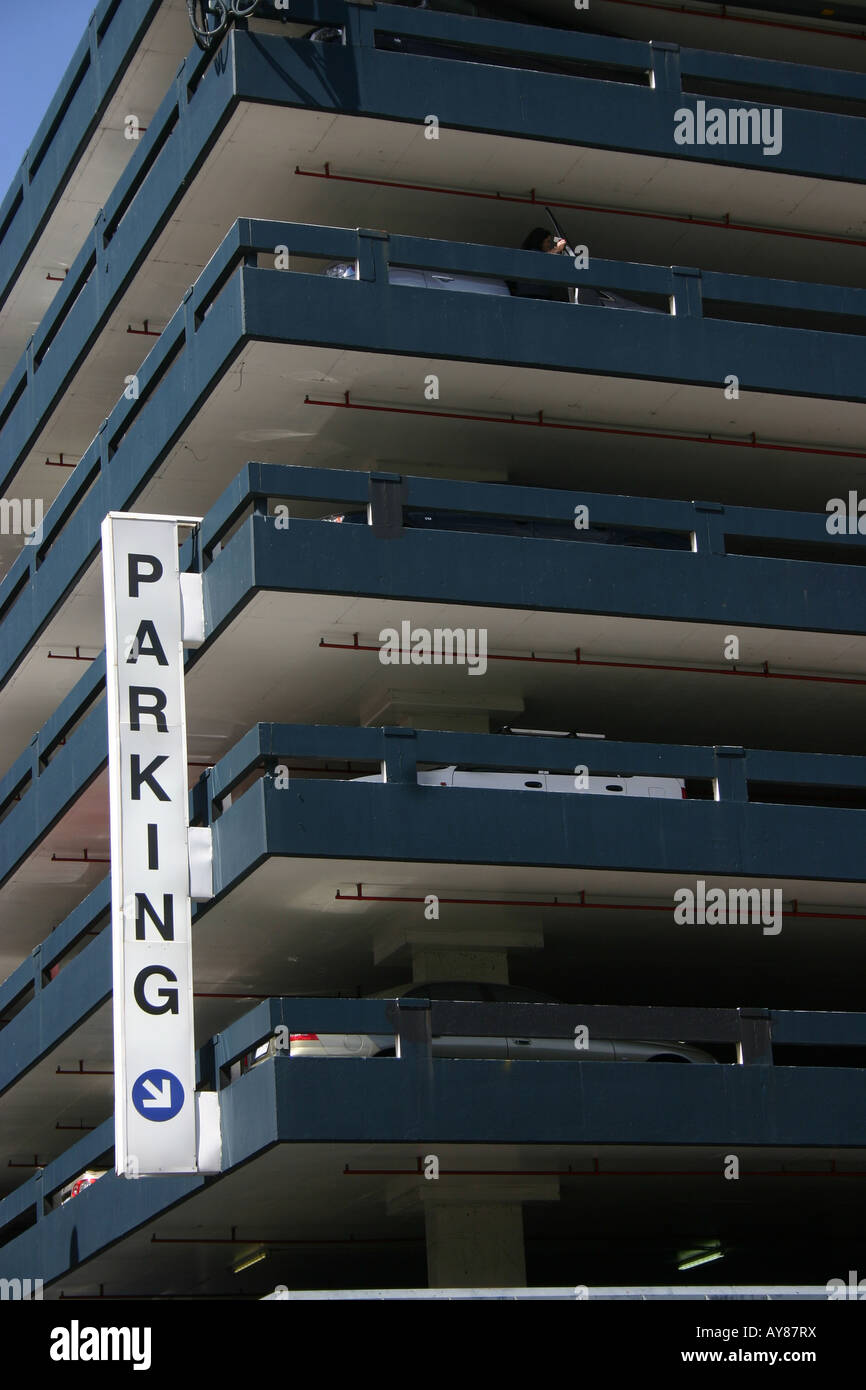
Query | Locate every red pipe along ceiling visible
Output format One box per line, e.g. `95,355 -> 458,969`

318,636 -> 866,689
294,167 -> 866,250
302,393 -> 866,461
333,886 -> 866,921
343,1160 -> 866,1178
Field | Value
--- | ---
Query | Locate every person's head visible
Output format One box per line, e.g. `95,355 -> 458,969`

522,226 -> 556,253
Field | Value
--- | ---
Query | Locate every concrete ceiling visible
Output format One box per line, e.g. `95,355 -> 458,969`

188,850 -> 866,1007
184,588 -> 866,749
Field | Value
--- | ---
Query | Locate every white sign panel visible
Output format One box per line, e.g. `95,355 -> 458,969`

102,513 -> 202,1176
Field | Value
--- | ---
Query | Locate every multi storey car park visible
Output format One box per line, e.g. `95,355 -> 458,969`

0,0 -> 866,1295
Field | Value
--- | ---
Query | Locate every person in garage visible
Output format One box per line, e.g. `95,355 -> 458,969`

507,226 -> 571,301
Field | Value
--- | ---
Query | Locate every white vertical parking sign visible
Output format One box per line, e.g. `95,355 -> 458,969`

102,513 -> 201,1176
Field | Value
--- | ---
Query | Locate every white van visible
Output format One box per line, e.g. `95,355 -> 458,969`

354,766 -> 686,799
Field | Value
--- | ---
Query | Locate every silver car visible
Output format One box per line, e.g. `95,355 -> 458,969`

324,261 -> 660,312
324,260 -> 512,295
242,982 -> 716,1067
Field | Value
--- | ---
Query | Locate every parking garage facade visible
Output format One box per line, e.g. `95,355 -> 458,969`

1,0 -> 866,1299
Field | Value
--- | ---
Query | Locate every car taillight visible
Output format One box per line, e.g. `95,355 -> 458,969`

681,787 -> 687,798
289,1034 -> 319,1042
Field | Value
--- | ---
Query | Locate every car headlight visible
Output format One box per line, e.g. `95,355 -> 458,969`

324,263 -> 357,280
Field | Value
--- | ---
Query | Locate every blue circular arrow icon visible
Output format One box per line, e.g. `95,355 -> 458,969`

132,1069 -> 185,1122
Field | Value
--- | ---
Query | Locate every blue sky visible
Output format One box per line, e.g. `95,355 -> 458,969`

0,2 -> 97,200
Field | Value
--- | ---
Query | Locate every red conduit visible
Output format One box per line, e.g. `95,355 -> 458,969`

302,393 -> 866,462
295,165 -> 866,250
55,1063 -> 112,1075
334,886 -> 866,922
51,851 -> 109,863
318,636 -> 866,690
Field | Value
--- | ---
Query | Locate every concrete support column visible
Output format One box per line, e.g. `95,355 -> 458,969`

425,1201 -> 527,1288
374,925 -> 544,984
410,947 -> 509,984
388,1177 -> 559,1288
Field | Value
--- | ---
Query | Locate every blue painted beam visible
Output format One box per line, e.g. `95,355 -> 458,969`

238,263 -> 866,400
0,933 -> 111,1098
270,1056 -> 866,1147
234,24 -> 866,181
357,0 -> 866,115
0,1156 -> 202,1287
189,461 -> 866,556
209,775 -> 866,886
0,878 -> 109,1045
678,45 -> 866,103
0,1118 -> 114,1250
204,722 -> 866,800
204,509 -> 866,637
0,697 -> 107,892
